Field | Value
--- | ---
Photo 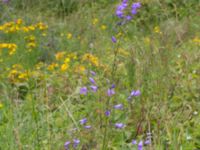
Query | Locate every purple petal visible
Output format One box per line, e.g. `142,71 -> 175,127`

131,90 -> 141,97
80,87 -> 87,95
90,85 -> 98,92
89,77 -> 96,84
111,36 -> 117,43
84,125 -> 92,129
107,88 -> 115,97
115,123 -> 125,129
138,140 -> 143,150
132,2 -> 141,9
73,139 -> 80,148
64,141 -> 71,149
105,110 -> 111,116
113,104 -> 123,110
90,71 -> 96,76
132,139 -> 137,145
126,15 -> 132,21
79,118 -> 87,125
144,140 -> 151,145
131,8 -> 137,15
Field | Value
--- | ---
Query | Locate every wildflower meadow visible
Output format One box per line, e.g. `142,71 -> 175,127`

0,0 -> 200,150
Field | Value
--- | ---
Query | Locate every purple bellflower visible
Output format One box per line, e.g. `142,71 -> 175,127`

115,123 -> 125,129
90,85 -> 98,92
113,104 -> 123,110
79,118 -> 87,125
80,87 -> 87,95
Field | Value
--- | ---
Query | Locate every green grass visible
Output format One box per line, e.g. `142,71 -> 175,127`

0,0 -> 200,149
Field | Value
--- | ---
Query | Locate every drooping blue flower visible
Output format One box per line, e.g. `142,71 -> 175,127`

144,140 -> 151,145
90,85 -> 98,92
84,125 -> 92,129
80,87 -> 87,95
115,123 -> 125,129
113,104 -> 123,110
132,139 -> 137,145
132,2 -> 141,9
73,139 -> 80,148
90,70 -> 96,76
126,15 -> 132,21
105,110 -> 111,116
111,36 -> 117,43
107,88 -> 115,97
111,84 -> 116,89
89,77 -> 96,84
64,141 -> 71,150
79,118 -> 87,125
138,140 -> 143,150
131,9 -> 138,15
116,10 -> 124,18
131,90 -> 141,97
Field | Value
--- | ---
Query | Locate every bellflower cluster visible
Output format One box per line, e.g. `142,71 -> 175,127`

80,71 -> 98,94
127,89 -> 141,100
115,1 -> 141,21
107,84 -> 115,97
132,133 -> 151,150
64,139 -> 80,150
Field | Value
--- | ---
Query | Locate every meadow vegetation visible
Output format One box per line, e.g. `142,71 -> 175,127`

0,0 -> 200,149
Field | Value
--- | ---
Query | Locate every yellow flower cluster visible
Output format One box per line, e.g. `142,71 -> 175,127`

53,51 -> 78,72
0,19 -> 48,33
25,35 -> 36,51
8,64 -> 29,83
82,53 -> 99,67
0,43 -> 17,55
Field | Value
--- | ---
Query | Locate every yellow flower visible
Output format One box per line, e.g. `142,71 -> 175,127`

61,63 -> 69,72
27,42 -> 36,49
154,26 -> 162,34
16,19 -> 23,25
18,72 -> 28,80
55,51 -> 66,60
67,33 -> 72,39
47,63 -> 58,71
92,18 -> 99,25
82,53 -> 99,67
74,65 -> 85,73
101,25 -> 107,30
0,103 -> 3,109
193,37 -> 200,45
64,57 -> 70,63
36,22 -> 48,30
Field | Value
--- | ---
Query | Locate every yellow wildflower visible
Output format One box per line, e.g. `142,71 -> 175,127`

74,65 -> 86,73
16,19 -> 23,25
0,103 -> 3,109
82,53 -> 99,67
47,63 -> 58,71
101,25 -> 107,30
61,63 -> 69,72
154,26 -> 162,34
64,57 -> 70,64
67,33 -> 72,39
55,51 -> 66,60
92,18 -> 99,25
